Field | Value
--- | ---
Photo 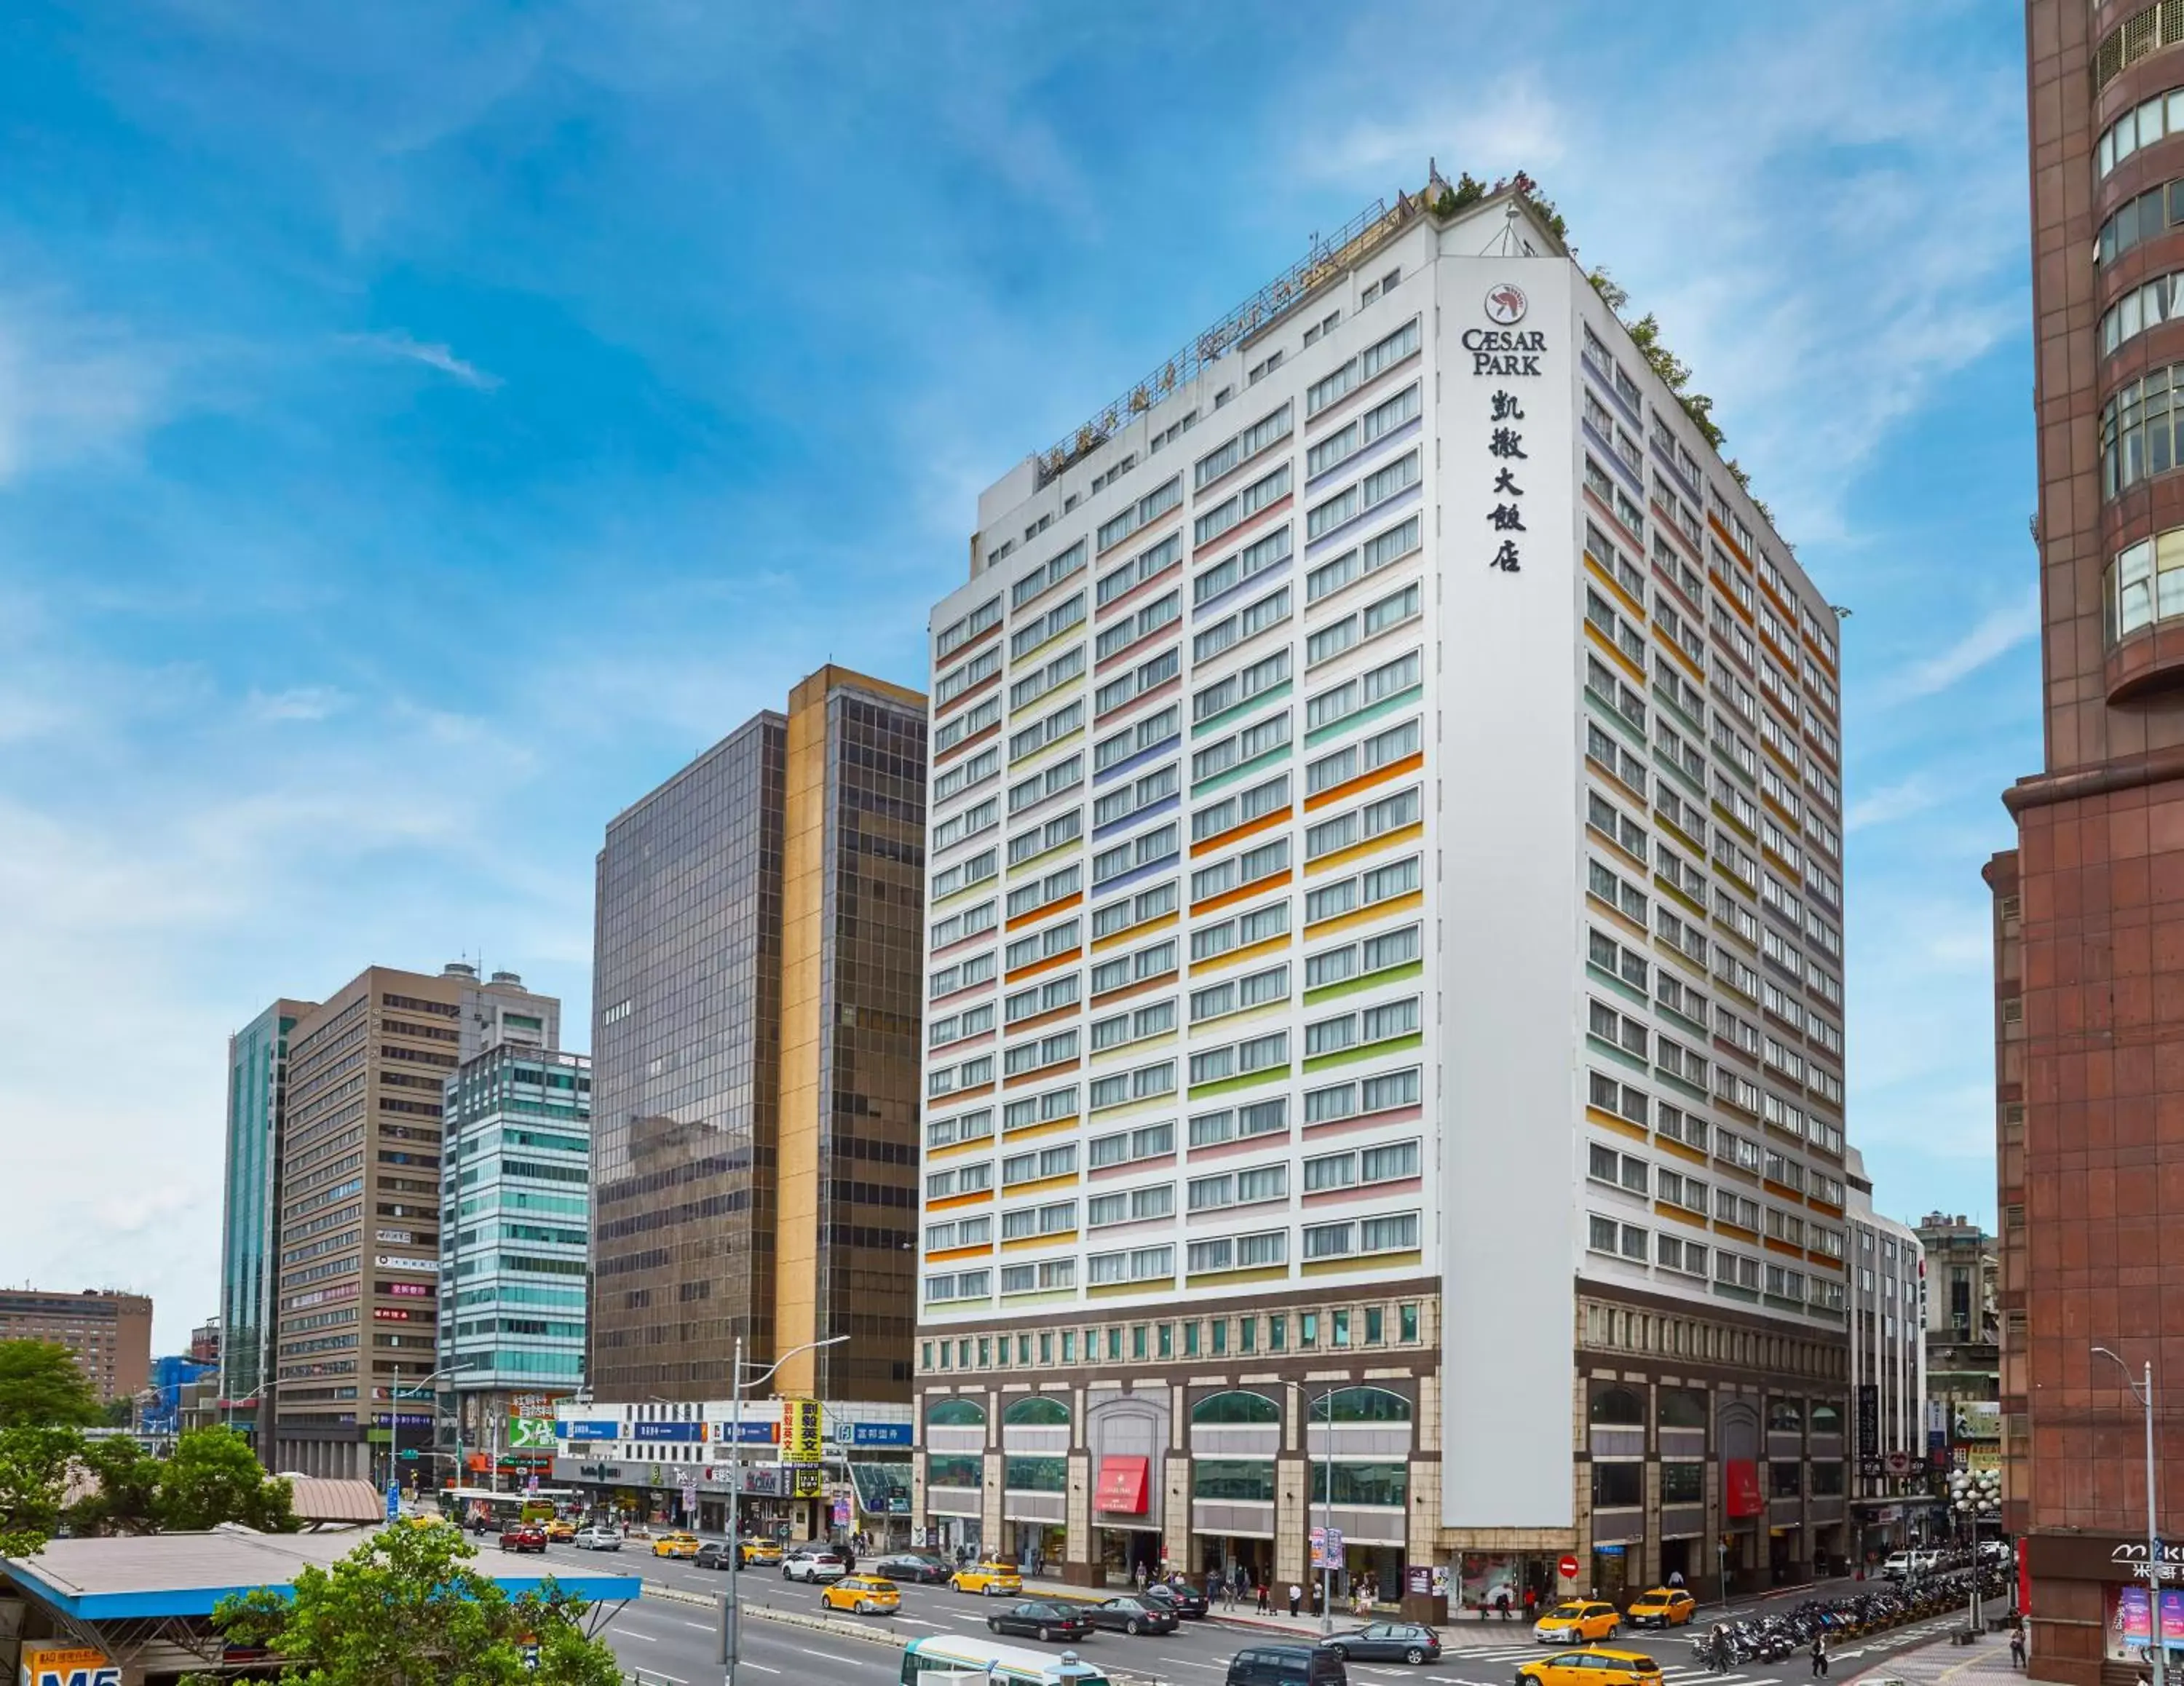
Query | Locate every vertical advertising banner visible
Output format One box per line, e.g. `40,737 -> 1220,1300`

1856,1384 -> 1880,1458
782,1398 -> 823,1465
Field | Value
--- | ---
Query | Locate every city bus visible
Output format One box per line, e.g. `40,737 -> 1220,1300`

436,1486 -> 578,1529
899,1635 -> 1108,1685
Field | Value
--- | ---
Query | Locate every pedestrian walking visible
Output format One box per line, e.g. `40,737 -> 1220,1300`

1810,1634 -> 1828,1679
2010,1625 -> 2027,1670
1257,1579 -> 1270,1614
1289,1582 -> 1303,1618
1496,1587 -> 1512,1622
1669,1569 -> 1686,1588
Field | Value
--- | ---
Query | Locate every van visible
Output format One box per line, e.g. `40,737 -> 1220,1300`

900,1635 -> 1109,1685
1224,1643 -> 1350,1686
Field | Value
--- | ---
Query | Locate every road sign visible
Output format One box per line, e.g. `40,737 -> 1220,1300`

385,1483 -> 400,1522
1558,1554 -> 1580,1580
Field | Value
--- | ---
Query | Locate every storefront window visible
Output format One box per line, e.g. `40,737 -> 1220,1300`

927,1397 -> 985,1426
1194,1458 -> 1276,1501
1768,1398 -> 1803,1432
1768,1461 -> 1803,1497
1591,1462 -> 1643,1507
1658,1387 -> 1707,1428
1810,1461 -> 1845,1495
1002,1456 -> 1067,1492
1589,1384 -> 1645,1426
1310,1386 -> 1412,1423
1661,1461 -> 1704,1503
928,1455 -> 982,1487
1193,1390 -> 1281,1425
1309,1461 -> 1408,1505
1003,1396 -> 1069,1426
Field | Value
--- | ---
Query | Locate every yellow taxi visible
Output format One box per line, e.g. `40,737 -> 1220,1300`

739,1539 -> 784,1567
545,1519 -> 577,1543
1624,1588 -> 1696,1629
949,1559 -> 1024,1596
651,1532 -> 703,1559
1519,1649 -> 1661,1686
820,1575 -> 902,1615
1532,1601 -> 1622,1645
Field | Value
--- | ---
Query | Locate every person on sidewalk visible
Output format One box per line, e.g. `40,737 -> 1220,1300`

2009,1625 -> 2026,1670
1257,1579 -> 1270,1614
1289,1582 -> 1302,1618
1810,1634 -> 1828,1679
1495,1587 -> 1512,1621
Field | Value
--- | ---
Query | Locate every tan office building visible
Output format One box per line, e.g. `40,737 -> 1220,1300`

0,1289 -> 151,1405
590,665 -> 927,1406
271,962 -> 559,1478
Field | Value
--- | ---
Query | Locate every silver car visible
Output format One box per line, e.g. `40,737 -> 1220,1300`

574,1525 -> 624,1551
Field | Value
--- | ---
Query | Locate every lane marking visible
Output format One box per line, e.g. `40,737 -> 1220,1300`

1158,1660 -> 1222,1672
742,1666 -> 781,1677
796,1648 -> 869,1669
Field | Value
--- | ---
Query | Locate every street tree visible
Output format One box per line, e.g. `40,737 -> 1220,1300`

0,1342 -> 103,1429
155,1427 -> 298,1533
66,1434 -> 162,1535
202,1519 -> 620,1686
0,1427 -> 84,1556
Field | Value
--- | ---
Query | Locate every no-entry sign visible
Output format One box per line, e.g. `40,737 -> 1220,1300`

1558,1555 -> 1580,1580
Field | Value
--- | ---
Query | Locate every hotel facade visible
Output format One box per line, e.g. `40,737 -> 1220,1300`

911,179 -> 1855,1611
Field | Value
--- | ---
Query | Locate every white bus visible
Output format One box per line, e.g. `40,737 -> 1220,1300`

899,1634 -> 1109,1685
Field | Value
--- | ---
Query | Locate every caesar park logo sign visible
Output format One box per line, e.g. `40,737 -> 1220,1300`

1465,281 -> 1545,377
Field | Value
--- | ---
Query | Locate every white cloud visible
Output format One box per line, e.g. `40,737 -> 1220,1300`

244,685 -> 349,723
0,293 -> 176,483
343,329 -> 502,390
1845,775 -> 1938,834
1872,586 -> 2040,705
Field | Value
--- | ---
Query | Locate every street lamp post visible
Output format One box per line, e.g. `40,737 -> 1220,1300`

723,1334 -> 849,1686
1311,1387 -> 1337,1637
389,1366 -> 453,1504
1948,1468 -> 2000,1639
2097,1347 -> 2164,1686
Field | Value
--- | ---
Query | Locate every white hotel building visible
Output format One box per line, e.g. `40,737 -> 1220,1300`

912,179 -> 1855,1612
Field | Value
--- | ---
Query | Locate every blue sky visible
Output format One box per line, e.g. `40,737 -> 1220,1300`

0,0 -> 2034,1349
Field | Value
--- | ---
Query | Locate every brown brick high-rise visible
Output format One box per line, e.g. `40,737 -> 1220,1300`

2006,8 -> 2184,1677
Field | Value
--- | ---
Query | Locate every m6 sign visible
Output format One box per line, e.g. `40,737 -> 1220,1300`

1558,1554 -> 1581,1580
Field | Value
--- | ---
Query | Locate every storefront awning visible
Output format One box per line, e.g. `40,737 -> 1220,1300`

1095,1456 -> 1149,1514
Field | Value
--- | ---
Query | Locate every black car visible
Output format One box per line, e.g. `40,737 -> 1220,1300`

987,1600 -> 1095,1643
694,1543 -> 735,1572
1323,1622 -> 1441,1665
1083,1594 -> 1179,1636
1144,1580 -> 1210,1619
872,1552 -> 954,1585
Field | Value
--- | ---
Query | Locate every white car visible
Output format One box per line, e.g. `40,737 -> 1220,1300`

783,1547 -> 848,1583
1883,1550 -> 1939,1580
574,1526 -> 624,1551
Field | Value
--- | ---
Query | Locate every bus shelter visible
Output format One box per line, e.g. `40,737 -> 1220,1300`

0,1524 -> 641,1685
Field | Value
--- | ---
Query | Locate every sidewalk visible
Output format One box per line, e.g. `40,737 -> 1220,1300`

1843,1626 -> 2021,1686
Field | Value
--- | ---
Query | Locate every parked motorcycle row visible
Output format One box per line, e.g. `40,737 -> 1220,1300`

1694,1567 -> 2013,1666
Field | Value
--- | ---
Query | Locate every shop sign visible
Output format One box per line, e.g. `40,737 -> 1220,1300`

850,1422 -> 914,1447
2114,1541 -> 2184,1586
1406,1566 -> 1433,1596
632,1421 -> 702,1443
508,1417 -> 556,1450
563,1420 -> 621,1441
1311,1527 -> 1346,1570
1856,1384 -> 1879,1457
20,1647 -> 117,1686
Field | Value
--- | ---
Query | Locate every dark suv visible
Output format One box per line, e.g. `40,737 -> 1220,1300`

1227,1644 -> 1349,1686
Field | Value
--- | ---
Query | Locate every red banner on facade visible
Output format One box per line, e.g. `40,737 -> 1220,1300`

1096,1455 -> 1150,1513
1725,1460 -> 1763,1517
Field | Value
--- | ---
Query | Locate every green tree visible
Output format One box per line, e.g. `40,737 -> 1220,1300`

0,1426 -> 84,1556
202,1521 -> 620,1686
65,1433 -> 162,1535
156,1427 -> 298,1533
0,1341 -> 103,1429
